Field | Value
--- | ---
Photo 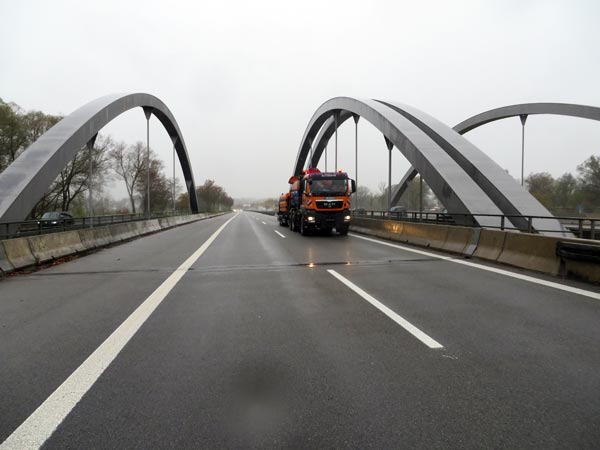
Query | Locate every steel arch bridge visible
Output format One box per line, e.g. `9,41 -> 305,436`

392,103 -> 600,209
0,93 -> 199,223
294,98 -> 600,236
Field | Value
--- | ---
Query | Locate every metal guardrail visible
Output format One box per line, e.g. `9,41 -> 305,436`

352,209 -> 599,240
0,211 -> 189,241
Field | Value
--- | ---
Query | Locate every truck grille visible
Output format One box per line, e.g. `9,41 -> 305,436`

316,200 -> 343,209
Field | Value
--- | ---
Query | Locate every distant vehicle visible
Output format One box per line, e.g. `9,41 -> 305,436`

353,208 -> 366,215
387,205 -> 407,218
38,211 -> 74,228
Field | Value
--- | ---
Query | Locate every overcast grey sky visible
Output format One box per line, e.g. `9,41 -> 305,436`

1,0 -> 599,200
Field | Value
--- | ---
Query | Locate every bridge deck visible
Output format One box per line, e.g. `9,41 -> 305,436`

1,211 -> 599,449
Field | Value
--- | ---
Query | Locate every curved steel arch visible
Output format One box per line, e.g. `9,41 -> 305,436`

394,102 -> 600,230
296,97 -> 567,234
294,97 -> 507,229
376,100 -> 565,234
454,102 -> 600,135
0,93 -> 198,223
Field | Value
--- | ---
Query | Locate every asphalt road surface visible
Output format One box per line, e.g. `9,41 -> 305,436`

1,211 -> 599,449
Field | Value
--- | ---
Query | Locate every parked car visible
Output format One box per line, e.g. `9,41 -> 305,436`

38,211 -> 74,228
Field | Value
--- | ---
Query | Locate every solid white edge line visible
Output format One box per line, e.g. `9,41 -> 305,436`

274,230 -> 286,238
350,233 -> 600,301
328,269 -> 443,349
0,213 -> 239,450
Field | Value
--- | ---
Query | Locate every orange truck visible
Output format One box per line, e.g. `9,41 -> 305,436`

280,168 -> 356,235
277,192 -> 291,226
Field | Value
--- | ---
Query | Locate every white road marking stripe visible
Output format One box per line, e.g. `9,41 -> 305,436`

0,214 -> 239,450
350,233 -> 600,301
261,221 -> 267,225
274,230 -> 286,238
328,269 -> 443,349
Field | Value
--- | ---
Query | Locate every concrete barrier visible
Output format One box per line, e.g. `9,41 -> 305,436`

0,213 -> 222,273
0,241 -> 15,273
350,216 -> 600,283
145,219 -> 161,233
2,237 -> 37,269
472,229 -> 507,262
28,231 -> 85,263
441,226 -> 475,255
351,217 -> 403,241
78,227 -> 114,250
110,223 -> 138,241
563,260 -> 600,283
132,221 -> 150,235
401,222 -> 449,250
497,233 -> 562,275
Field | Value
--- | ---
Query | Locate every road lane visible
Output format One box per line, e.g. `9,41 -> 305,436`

40,218 -> 448,449
1,210 -> 599,449
0,214 -> 233,443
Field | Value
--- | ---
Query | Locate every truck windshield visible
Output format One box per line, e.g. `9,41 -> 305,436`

309,179 -> 347,195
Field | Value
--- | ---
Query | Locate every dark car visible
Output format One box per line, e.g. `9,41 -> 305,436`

38,211 -> 74,228
387,205 -> 408,218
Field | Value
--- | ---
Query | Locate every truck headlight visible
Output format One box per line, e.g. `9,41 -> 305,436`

307,216 -> 315,222
344,215 -> 351,221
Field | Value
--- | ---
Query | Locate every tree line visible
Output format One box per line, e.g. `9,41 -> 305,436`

0,98 -> 233,219
525,156 -> 600,215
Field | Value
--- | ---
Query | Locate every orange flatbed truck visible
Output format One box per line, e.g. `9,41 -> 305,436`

284,168 -> 356,236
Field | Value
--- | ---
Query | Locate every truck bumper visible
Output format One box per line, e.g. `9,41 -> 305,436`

305,210 -> 350,230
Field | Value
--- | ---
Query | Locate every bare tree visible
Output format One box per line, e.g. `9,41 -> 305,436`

27,135 -> 111,218
109,141 -> 146,213
166,176 -> 182,210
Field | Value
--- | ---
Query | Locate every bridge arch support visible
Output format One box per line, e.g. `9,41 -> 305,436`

0,93 -> 199,223
294,97 -> 509,229
294,97 -> 566,234
454,102 -> 600,134
394,102 -> 600,227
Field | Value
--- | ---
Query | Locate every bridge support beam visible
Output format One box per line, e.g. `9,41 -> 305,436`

86,134 -> 97,227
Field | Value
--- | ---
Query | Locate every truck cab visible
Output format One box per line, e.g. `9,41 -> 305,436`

287,168 -> 356,236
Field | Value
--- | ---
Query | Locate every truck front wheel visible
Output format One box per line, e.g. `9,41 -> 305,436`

300,218 -> 310,236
